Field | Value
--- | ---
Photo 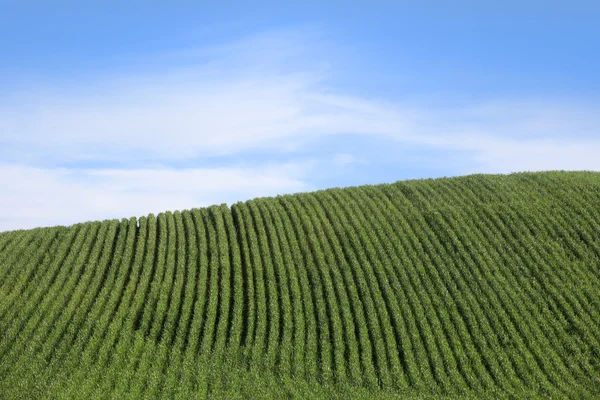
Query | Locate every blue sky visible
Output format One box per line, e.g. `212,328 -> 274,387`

1,1 -> 599,231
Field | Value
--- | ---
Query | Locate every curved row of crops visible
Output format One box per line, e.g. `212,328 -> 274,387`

0,171 -> 599,398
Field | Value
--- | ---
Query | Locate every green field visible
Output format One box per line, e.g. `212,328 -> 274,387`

1,171 -> 599,398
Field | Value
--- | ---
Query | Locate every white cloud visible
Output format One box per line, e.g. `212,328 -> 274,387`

0,162 -> 311,232
464,136 -> 600,173
1,29 -> 600,231
3,69 -> 598,171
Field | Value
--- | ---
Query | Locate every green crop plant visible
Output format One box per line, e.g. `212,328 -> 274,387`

0,171 -> 599,399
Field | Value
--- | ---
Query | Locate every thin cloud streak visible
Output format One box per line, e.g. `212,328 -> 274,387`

2,75 -> 598,171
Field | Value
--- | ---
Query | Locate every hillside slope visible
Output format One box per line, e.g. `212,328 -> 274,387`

1,171 -> 599,399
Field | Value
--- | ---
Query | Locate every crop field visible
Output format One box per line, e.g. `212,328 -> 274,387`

0,171 -> 599,398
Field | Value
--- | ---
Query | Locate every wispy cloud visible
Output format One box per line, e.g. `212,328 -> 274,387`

0,162 -> 312,231
1,28 -> 599,231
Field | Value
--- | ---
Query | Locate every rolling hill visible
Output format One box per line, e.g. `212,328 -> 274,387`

0,171 -> 599,399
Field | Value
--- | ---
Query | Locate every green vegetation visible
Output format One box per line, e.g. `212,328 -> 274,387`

1,171 -> 599,398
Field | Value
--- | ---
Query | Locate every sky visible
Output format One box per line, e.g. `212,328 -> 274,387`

1,1 -> 599,231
